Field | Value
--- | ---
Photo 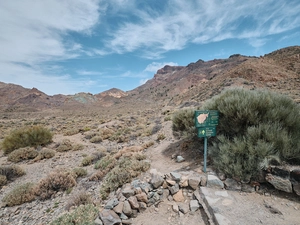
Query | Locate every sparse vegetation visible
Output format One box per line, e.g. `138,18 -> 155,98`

65,191 -> 92,211
1,125 -> 53,154
100,157 -> 150,199
50,204 -> 98,225
2,183 -> 36,206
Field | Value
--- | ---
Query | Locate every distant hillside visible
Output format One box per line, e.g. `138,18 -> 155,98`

0,46 -> 299,112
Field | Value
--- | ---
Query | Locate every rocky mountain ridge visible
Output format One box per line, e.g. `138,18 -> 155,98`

0,46 -> 299,112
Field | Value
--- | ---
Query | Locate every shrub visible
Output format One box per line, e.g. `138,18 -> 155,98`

156,133 -> 166,141
1,126 -> 53,154
0,175 -> 7,187
0,165 -> 26,180
203,88 -> 300,180
80,152 -> 106,167
56,139 -> 73,152
72,144 -> 84,151
172,109 -> 195,137
50,204 -> 98,225
100,157 -> 150,199
34,148 -> 55,161
81,156 -> 94,167
94,155 -> 116,170
89,135 -> 103,143
65,191 -> 92,211
2,183 -> 35,206
35,170 -> 76,200
7,147 -> 38,163
89,170 -> 107,181
72,168 -> 87,178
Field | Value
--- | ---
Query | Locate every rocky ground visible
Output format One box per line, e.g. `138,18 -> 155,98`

0,113 -> 300,225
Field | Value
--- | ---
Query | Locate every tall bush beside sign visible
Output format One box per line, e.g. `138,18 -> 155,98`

194,110 -> 219,172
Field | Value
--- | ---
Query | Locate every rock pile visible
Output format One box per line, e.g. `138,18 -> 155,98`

95,169 -> 207,225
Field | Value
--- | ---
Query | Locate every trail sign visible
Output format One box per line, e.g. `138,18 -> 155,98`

197,126 -> 216,137
194,110 -> 219,173
194,110 -> 219,128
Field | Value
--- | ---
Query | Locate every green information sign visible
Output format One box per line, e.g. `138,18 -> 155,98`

194,110 -> 219,128
197,126 -> 216,137
194,110 -> 219,173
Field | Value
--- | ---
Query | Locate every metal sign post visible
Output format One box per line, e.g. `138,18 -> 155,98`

203,137 -> 208,172
194,110 -> 219,173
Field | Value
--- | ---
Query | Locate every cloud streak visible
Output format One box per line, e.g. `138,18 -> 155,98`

105,0 -> 300,57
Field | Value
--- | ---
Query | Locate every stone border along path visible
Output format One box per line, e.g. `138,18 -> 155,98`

95,168 -> 212,225
95,166 -> 300,225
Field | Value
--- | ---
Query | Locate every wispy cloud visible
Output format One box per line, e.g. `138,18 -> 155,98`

77,70 -> 103,76
144,62 -> 178,73
0,0 -> 101,94
105,0 -> 300,57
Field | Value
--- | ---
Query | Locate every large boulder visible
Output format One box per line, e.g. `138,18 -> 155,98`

266,174 -> 293,193
207,175 -> 224,189
99,209 -> 121,225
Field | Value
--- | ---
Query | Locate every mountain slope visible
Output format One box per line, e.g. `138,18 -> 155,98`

0,46 -> 299,112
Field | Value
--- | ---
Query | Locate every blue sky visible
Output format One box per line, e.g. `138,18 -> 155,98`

0,0 -> 299,95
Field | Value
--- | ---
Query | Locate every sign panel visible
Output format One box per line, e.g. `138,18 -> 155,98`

197,126 -> 216,138
194,110 -> 219,127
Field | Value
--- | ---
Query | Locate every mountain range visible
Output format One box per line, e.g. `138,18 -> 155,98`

1,46 -> 299,113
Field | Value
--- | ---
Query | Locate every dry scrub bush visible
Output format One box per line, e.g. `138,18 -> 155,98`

0,175 -> 7,187
56,139 -> 73,152
65,191 -> 92,211
94,155 -> 116,170
81,156 -> 94,167
1,125 -> 53,154
81,151 -> 106,167
7,147 -> 38,163
72,168 -> 87,178
0,165 -> 25,181
33,148 -> 55,161
89,135 -> 103,143
100,157 -> 150,199
142,141 -> 155,149
2,183 -> 35,206
72,143 -> 84,151
50,204 -> 98,225
63,128 -> 79,136
35,170 -> 76,200
89,170 -> 107,181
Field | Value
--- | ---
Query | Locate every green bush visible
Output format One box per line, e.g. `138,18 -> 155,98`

7,147 -> 38,163
1,126 -> 53,154
172,88 -> 300,181
172,109 -> 196,137
2,183 -> 35,206
50,204 -> 98,225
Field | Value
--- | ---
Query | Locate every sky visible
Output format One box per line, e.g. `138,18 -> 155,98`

0,0 -> 299,96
